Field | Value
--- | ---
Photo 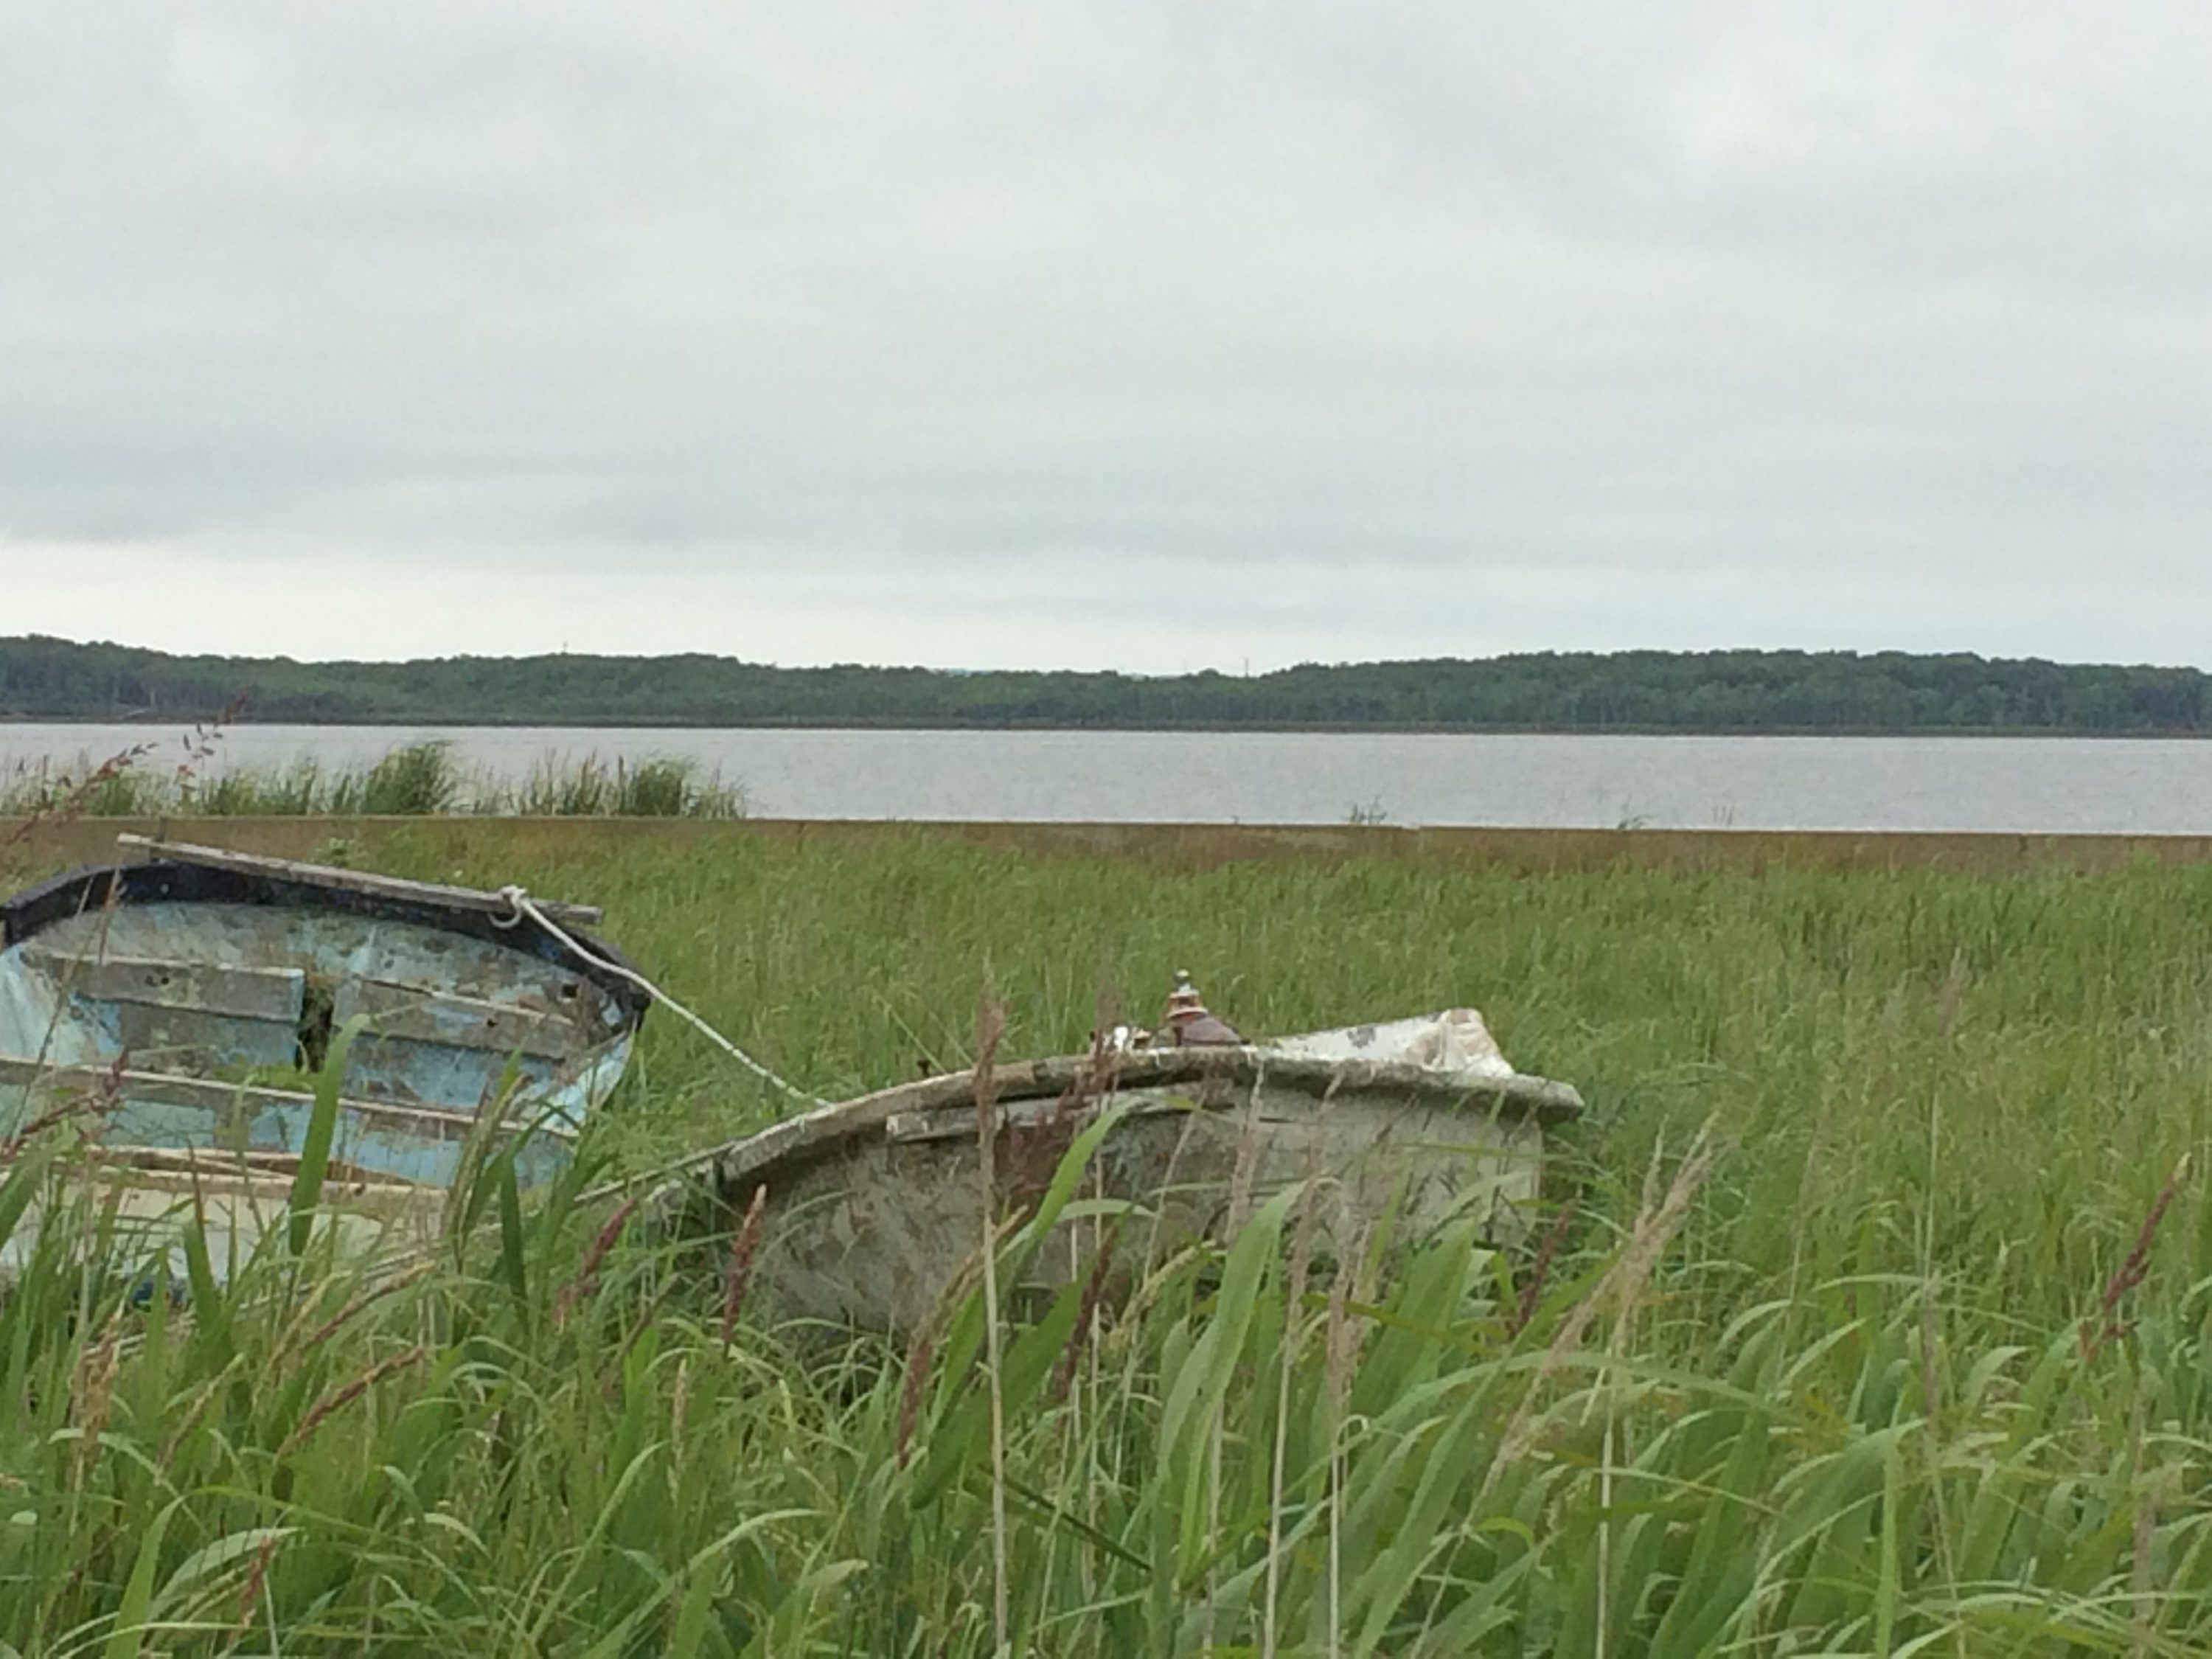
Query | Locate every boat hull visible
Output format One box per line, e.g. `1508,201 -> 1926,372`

700,1023 -> 1583,1338
0,846 -> 644,1277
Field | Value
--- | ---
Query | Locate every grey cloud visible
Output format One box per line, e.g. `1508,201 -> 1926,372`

2,2 -> 2210,667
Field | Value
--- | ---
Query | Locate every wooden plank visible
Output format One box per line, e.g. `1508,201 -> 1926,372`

114,835 -> 603,925
0,1056 -> 571,1142
24,950 -> 304,1023
335,979 -> 588,1060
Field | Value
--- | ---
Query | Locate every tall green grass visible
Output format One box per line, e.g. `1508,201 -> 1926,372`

0,741 -> 748,819
4,832 -> 2212,1650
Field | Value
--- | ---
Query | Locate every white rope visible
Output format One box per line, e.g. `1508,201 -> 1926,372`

497,885 -> 829,1110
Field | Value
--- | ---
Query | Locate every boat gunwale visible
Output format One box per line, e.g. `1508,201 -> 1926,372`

1,858 -> 653,1027
709,1044 -> 1583,1191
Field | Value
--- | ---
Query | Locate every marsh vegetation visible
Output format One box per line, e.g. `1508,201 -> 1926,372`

1,827 -> 2209,1652
0,740 -> 747,821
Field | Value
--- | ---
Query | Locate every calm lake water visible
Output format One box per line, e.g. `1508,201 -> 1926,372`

7,723 -> 2212,834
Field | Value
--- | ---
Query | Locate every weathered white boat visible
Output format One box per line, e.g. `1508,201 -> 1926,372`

0,837 -> 647,1274
700,984 -> 1582,1336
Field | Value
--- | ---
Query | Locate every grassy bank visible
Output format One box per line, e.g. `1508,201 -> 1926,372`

0,739 -> 747,820
4,830 -> 2211,1652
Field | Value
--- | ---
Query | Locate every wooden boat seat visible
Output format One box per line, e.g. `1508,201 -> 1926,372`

335,980 -> 594,1060
22,950 -> 306,1023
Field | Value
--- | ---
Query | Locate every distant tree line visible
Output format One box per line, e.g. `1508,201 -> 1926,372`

3,635 -> 2208,734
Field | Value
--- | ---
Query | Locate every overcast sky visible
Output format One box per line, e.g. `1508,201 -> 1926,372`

2,4 -> 2208,672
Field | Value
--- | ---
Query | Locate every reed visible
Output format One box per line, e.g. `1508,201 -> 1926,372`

0,741 -> 749,819
2,830 -> 2211,1650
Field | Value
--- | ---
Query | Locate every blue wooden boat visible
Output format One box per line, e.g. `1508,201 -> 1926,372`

0,837 -> 647,1270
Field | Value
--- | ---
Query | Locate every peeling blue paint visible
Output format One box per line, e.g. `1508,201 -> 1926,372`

0,861 -> 644,1218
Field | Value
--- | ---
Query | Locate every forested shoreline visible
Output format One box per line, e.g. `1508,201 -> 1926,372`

5,634 -> 2209,734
